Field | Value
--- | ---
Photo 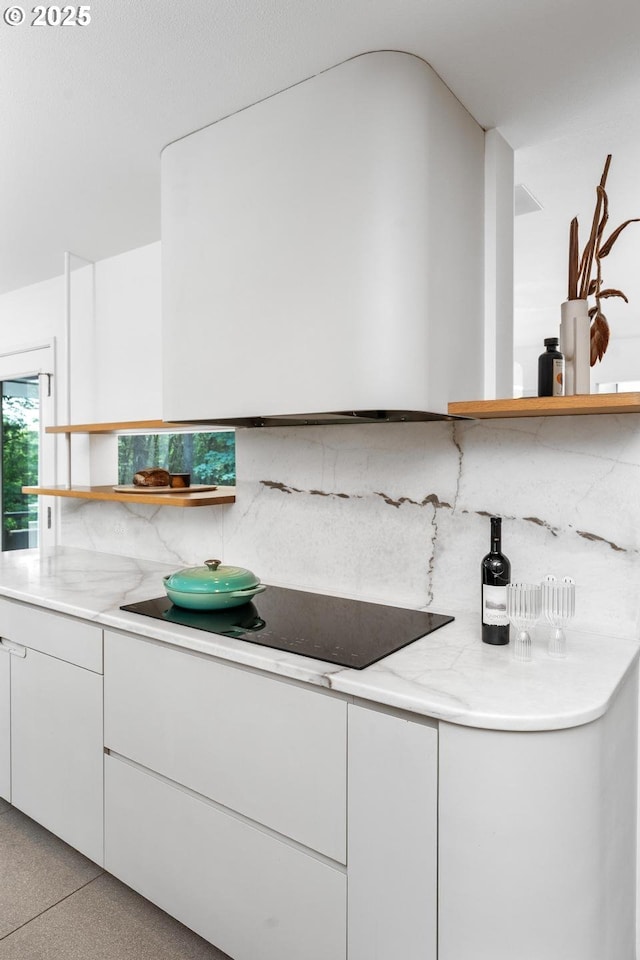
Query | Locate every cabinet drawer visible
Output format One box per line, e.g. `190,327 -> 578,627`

0,598 -> 102,673
105,754 -> 346,960
11,646 -> 104,864
104,630 -> 346,862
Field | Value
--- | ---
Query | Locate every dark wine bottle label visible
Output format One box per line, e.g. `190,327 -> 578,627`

482,584 -> 508,626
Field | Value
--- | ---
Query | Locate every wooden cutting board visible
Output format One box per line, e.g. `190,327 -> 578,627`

112,484 -> 218,495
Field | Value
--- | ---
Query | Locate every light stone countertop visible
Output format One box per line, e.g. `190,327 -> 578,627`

0,546 -> 636,732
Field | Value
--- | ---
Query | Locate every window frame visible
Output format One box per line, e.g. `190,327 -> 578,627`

0,340 -> 56,551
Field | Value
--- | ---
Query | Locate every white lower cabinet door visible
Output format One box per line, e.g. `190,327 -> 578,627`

105,754 -> 346,960
438,670 -> 638,960
347,704 -> 438,960
11,647 -> 103,864
0,643 -> 10,802
104,631 -> 346,862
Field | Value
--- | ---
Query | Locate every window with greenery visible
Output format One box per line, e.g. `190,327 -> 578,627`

117,431 -> 235,486
2,377 -> 39,551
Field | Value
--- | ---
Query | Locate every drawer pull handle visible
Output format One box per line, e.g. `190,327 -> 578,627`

0,639 -> 26,657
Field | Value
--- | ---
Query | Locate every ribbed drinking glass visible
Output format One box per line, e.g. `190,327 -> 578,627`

506,583 -> 541,662
541,575 -> 575,659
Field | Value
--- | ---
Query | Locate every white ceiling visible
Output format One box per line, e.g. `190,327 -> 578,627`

3,0 -> 640,313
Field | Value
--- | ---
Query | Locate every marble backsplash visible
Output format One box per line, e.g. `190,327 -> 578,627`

59,414 -> 640,639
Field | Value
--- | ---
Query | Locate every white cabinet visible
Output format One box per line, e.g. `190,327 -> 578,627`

11,646 -> 103,864
438,665 -> 638,960
105,755 -> 346,960
104,629 -> 444,960
104,629 -> 347,959
347,704 -> 438,960
0,599 -> 103,865
0,641 -> 10,801
0,598 -> 628,960
104,629 -> 346,862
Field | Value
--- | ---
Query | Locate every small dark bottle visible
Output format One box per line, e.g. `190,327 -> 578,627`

481,516 -> 511,645
538,337 -> 565,397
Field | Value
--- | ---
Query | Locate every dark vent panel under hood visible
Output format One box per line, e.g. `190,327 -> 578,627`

170,410 -> 456,428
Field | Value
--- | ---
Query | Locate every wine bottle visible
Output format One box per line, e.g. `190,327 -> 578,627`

481,516 -> 511,645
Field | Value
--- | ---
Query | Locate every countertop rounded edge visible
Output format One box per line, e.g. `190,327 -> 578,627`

0,546 -> 636,733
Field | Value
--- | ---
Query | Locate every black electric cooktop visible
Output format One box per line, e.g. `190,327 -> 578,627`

121,586 -> 453,670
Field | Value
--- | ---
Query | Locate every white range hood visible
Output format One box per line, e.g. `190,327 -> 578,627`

161,52 -> 486,426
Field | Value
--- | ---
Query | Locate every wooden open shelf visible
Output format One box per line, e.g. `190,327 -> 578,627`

29,419 -> 236,507
45,419 -> 217,435
22,484 -> 236,508
448,392 -> 640,420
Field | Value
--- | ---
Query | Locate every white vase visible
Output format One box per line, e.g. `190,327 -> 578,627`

560,299 -> 591,395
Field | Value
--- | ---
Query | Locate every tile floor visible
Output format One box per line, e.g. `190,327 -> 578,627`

0,798 -> 232,959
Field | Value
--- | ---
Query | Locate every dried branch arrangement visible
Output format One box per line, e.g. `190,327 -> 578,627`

568,154 -> 640,364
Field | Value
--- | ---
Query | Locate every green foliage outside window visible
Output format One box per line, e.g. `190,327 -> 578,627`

2,382 -> 39,549
118,431 -> 236,486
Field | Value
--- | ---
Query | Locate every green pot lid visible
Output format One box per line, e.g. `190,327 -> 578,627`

165,559 -> 260,595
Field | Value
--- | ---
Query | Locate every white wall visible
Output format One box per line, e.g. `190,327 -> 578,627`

92,242 -> 162,422
514,137 -> 640,395
484,129 -> 514,399
0,274 -> 65,425
71,242 -> 164,485
0,244 -> 163,486
0,274 -> 63,347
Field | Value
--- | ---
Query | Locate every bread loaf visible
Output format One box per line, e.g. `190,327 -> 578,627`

133,468 -> 171,487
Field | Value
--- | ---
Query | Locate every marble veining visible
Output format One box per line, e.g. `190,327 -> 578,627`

0,546 -> 636,733
60,414 -> 640,639
576,528 -> 627,551
259,476 -> 625,554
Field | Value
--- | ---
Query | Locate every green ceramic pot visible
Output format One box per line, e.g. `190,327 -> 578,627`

163,558 -> 266,611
